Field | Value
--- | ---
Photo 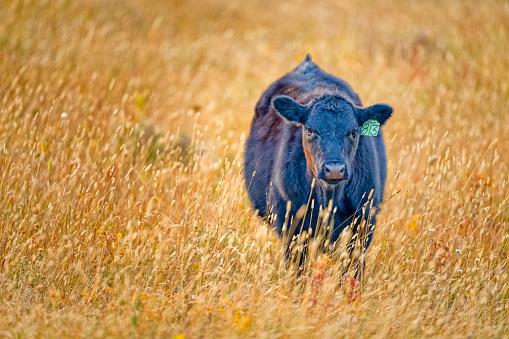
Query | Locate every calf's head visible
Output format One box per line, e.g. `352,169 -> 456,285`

272,94 -> 392,188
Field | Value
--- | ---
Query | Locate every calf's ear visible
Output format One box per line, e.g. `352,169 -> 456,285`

357,104 -> 393,126
272,96 -> 309,124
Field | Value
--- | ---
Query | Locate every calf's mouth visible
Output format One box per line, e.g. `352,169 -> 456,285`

321,177 -> 348,190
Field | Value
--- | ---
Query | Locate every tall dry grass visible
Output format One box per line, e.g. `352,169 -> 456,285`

1,0 -> 509,337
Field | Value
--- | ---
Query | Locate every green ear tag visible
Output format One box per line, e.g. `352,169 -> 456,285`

360,119 -> 380,136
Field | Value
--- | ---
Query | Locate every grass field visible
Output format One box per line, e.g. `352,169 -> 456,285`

1,0 -> 509,337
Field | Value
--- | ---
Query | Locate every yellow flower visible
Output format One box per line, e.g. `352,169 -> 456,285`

233,313 -> 251,330
115,232 -> 122,238
406,214 -> 421,234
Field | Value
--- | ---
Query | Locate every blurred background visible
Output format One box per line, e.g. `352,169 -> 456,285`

3,0 -> 508,147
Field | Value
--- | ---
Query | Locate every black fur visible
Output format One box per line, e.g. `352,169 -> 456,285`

244,55 -> 393,264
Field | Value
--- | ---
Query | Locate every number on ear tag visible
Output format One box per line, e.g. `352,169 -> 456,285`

360,119 -> 380,136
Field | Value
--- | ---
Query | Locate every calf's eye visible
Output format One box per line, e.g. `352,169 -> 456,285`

347,130 -> 357,141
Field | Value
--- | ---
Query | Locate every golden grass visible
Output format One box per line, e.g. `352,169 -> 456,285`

1,0 -> 509,337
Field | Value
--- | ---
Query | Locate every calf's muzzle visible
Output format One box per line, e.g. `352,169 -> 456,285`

323,163 -> 347,180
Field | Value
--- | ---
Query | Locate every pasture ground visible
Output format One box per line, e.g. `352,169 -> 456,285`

1,0 -> 509,337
